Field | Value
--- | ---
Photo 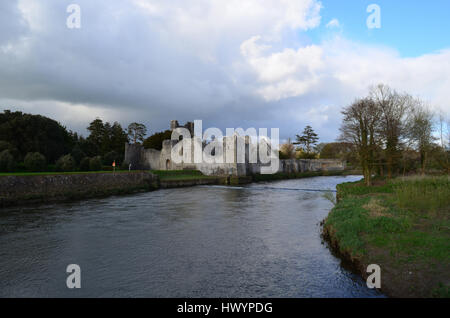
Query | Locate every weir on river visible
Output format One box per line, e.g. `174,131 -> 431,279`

204,185 -> 338,193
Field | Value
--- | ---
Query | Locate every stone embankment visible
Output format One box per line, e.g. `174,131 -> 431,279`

0,172 -> 159,207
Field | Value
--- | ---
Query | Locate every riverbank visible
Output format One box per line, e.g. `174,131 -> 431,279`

322,176 -> 450,298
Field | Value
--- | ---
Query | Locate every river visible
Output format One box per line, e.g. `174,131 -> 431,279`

0,175 -> 384,297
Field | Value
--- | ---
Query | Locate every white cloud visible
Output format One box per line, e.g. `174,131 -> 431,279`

240,36 -> 450,116
241,36 -> 324,100
134,0 -> 322,34
240,36 -> 271,59
132,0 -> 322,62
326,18 -> 340,29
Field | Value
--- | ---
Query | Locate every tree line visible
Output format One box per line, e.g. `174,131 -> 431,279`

279,84 -> 449,185
0,110 -> 150,173
339,84 -> 449,185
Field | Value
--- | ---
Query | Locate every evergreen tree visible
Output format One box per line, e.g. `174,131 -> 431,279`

143,130 -> 172,150
110,122 -> 129,155
127,123 -> 147,144
86,118 -> 105,154
294,126 -> 319,154
85,119 -> 127,156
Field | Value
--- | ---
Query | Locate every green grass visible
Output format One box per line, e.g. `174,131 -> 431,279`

432,283 -> 450,298
393,176 -> 450,213
325,175 -> 450,297
336,179 -> 394,199
151,170 -> 216,181
326,195 -> 411,256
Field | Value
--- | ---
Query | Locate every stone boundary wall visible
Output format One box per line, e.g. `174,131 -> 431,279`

0,172 -> 158,207
279,159 -> 346,174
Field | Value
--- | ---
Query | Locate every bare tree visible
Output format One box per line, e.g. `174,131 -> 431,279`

127,123 -> 147,144
340,98 -> 381,186
447,118 -> 450,150
436,111 -> 450,173
437,111 -> 450,149
370,84 -> 410,178
406,100 -> 435,175
280,138 -> 296,159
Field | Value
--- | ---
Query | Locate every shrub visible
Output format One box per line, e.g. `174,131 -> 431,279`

279,143 -> 296,159
24,152 -> 47,172
279,151 -> 290,160
0,141 -> 15,153
79,157 -> 91,172
89,156 -> 103,171
297,152 -> 318,159
0,149 -> 15,172
15,162 -> 26,172
55,154 -> 76,172
103,151 -> 119,166
46,164 -> 57,172
70,145 -> 86,165
121,161 -> 130,170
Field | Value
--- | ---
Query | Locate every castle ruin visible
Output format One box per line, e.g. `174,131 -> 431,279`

124,121 -> 346,176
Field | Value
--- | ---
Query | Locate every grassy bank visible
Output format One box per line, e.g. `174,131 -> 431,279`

323,176 -> 450,298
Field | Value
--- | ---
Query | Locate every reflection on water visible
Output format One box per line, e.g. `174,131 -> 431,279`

0,175 -> 384,297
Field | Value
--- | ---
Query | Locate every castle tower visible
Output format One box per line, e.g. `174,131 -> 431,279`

170,120 -> 179,131
185,122 -> 195,137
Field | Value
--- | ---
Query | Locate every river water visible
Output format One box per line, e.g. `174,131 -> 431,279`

0,175 -> 383,297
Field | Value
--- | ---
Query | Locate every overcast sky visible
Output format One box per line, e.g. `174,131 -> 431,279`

1,0 -> 449,142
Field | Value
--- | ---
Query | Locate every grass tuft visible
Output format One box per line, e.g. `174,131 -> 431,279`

393,176 -> 450,214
